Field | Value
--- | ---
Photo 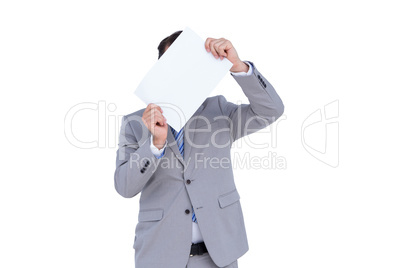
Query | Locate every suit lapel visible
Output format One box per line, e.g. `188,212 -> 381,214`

183,103 -> 206,163
166,127 -> 185,166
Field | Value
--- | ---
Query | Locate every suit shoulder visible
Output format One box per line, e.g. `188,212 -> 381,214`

121,108 -> 147,130
124,108 -> 146,119
204,95 -> 227,106
201,95 -> 229,116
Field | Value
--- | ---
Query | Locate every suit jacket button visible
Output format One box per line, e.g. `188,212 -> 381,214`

186,179 -> 191,185
185,209 -> 190,215
140,168 -> 145,173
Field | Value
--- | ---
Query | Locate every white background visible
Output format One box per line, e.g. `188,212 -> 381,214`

1,0 -> 401,267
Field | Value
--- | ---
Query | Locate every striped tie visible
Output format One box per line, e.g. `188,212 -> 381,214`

170,126 -> 184,157
170,126 -> 197,223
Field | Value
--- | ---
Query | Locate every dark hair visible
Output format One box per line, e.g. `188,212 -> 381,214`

157,30 -> 182,59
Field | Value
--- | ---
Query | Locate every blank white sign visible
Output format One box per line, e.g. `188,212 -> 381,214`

134,27 -> 233,131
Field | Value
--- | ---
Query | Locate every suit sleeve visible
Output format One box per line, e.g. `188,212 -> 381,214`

114,115 -> 162,198
219,61 -> 284,142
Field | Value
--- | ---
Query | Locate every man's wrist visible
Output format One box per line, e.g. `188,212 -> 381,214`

231,61 -> 253,77
150,136 -> 166,159
230,61 -> 249,73
152,137 -> 167,150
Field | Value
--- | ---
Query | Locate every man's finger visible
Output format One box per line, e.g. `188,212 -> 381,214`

205,37 -> 215,52
151,109 -> 164,119
147,114 -> 166,126
145,103 -> 163,114
155,106 -> 163,114
209,39 -> 220,59
144,103 -> 152,113
153,116 -> 167,126
214,40 -> 227,59
147,113 -> 164,123
144,110 -> 164,123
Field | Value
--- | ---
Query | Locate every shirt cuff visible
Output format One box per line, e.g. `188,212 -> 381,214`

150,135 -> 167,159
230,61 -> 253,77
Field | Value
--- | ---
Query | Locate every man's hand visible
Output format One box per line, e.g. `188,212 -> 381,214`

142,103 -> 168,149
205,37 -> 249,73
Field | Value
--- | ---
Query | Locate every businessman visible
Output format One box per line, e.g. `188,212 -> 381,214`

114,30 -> 284,268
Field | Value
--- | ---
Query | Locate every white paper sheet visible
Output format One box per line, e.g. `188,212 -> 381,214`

134,27 -> 233,131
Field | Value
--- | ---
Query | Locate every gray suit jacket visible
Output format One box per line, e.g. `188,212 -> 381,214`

114,62 -> 284,267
